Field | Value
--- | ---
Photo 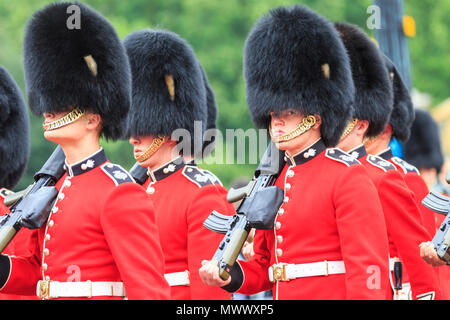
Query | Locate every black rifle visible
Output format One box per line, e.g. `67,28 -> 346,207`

129,162 -> 148,185
421,171 -> 450,263
203,142 -> 285,280
0,146 -> 66,253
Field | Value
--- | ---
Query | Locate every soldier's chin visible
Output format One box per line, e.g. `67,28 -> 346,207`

43,127 -> 68,144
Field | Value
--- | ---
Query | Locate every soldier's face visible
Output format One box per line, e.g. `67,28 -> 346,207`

270,110 -> 317,155
129,135 -> 176,168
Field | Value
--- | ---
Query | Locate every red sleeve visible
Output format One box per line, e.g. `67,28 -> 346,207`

100,182 -> 170,300
333,165 -> 390,300
0,229 -> 42,296
403,173 -> 435,239
378,171 -> 441,299
236,229 -> 274,295
187,184 -> 234,299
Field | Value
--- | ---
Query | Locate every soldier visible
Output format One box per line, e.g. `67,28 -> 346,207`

370,56 -> 436,239
199,5 -> 390,300
406,109 -> 450,298
0,66 -> 30,215
334,22 -> 441,300
0,2 -> 169,300
124,29 -> 235,299
0,66 -> 33,300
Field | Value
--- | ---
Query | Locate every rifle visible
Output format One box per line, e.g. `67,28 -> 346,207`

421,171 -> 450,263
129,162 -> 148,185
0,146 -> 66,253
203,142 -> 285,280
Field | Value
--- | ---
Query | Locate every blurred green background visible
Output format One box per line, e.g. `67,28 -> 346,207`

1,0 -> 449,190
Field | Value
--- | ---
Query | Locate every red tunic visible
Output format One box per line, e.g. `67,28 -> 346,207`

0,149 -> 170,300
351,145 -> 441,300
226,139 -> 390,299
378,148 -> 435,238
142,158 -> 235,300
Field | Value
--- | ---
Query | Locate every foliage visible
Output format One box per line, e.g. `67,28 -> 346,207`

0,0 -> 448,190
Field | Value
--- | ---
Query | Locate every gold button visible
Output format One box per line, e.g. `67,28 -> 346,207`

275,222 -> 281,230
45,234 -> 51,242
283,196 -> 289,203
64,180 -> 72,188
147,187 -> 155,194
51,206 -> 59,213
278,208 -> 285,215
276,248 -> 283,256
43,248 -> 49,256
277,235 -> 283,243
58,193 -> 65,200
42,263 -> 48,271
285,183 -> 291,191
48,220 -> 54,228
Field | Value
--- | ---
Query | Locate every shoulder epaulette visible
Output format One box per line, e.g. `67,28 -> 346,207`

391,157 -> 420,175
100,163 -> 135,186
0,188 -> 13,200
325,148 -> 360,167
366,155 -> 397,172
182,166 -> 217,188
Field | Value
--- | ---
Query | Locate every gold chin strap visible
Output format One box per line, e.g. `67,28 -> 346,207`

135,136 -> 166,163
270,115 -> 317,143
339,118 -> 358,141
42,108 -> 85,131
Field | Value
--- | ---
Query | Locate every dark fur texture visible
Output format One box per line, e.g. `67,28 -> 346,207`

199,64 -> 218,158
404,109 -> 443,172
123,29 -> 207,157
0,66 -> 30,189
243,5 -> 355,147
23,2 -> 131,140
334,22 -> 393,138
382,55 -> 414,142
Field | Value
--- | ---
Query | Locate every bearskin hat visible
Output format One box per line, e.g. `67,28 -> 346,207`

23,2 -> 131,140
404,109 -> 444,173
334,22 -> 393,138
199,64 -> 218,158
382,55 -> 414,142
0,66 -> 30,189
123,29 -> 207,157
243,5 -> 355,147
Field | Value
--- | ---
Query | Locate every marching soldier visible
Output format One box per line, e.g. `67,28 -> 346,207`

0,66 -> 33,300
124,29 -> 235,299
0,2 -> 170,300
371,56 -> 437,239
406,109 -> 450,299
334,22 -> 441,300
199,5 -> 390,299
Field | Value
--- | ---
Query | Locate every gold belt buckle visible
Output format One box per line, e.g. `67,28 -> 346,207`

38,280 -> 50,299
272,263 -> 289,282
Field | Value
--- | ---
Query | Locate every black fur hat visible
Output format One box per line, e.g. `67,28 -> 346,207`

200,64 -> 218,158
123,29 -> 207,157
404,109 -> 443,173
244,5 -> 355,147
23,2 -> 131,140
334,22 -> 393,138
0,66 -> 30,189
382,55 -> 414,142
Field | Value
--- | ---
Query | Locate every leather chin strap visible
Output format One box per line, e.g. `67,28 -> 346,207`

42,108 -> 85,131
135,136 -> 166,163
270,115 -> 317,143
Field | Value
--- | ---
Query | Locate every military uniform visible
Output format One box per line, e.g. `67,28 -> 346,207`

378,148 -> 436,237
349,145 -> 441,300
0,149 -> 170,299
142,158 -> 234,299
223,140 -> 390,299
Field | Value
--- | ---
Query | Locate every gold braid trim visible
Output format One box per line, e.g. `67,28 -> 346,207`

42,108 -> 85,131
270,115 -> 317,143
135,136 -> 166,163
339,118 -> 358,141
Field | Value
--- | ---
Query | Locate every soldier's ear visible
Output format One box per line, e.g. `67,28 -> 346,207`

86,112 -> 102,131
313,114 -> 322,128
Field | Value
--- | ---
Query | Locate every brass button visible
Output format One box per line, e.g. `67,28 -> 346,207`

45,234 -> 51,242
48,220 -> 54,228
285,183 -> 291,191
276,248 -> 283,256
278,208 -> 285,215
147,187 -> 155,194
42,263 -> 48,271
275,222 -> 281,230
43,248 -> 49,256
277,235 -> 283,243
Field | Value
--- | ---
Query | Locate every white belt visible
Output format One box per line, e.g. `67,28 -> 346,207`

36,280 -> 126,299
164,270 -> 190,286
269,261 -> 346,282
